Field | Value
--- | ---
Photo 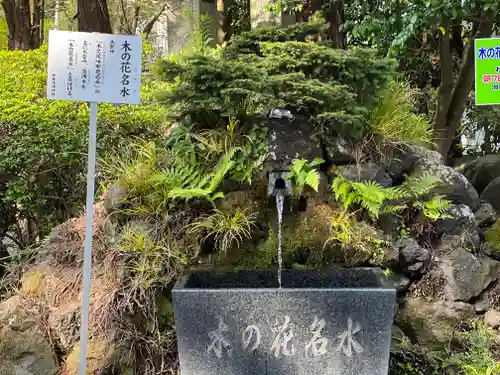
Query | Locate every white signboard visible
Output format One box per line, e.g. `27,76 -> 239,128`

46,30 -> 142,104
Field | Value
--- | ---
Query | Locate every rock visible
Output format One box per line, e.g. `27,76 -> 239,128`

304,171 -> 330,204
340,161 -> 393,187
379,212 -> 403,237
385,146 -> 418,182
474,202 -> 496,228
474,291 -> 490,313
47,301 -> 80,351
481,176 -> 500,212
484,309 -> 500,328
436,204 -> 475,236
103,185 -> 128,214
395,238 -> 431,278
409,146 -> 480,209
398,297 -> 475,346
484,219 -> 500,259
0,296 -> 58,375
388,273 -> 411,294
439,248 -> 500,301
0,328 -> 58,375
482,244 -> 500,261
322,135 -> 358,165
462,154 -> 500,194
266,116 -> 322,171
438,233 -> 482,255
217,190 -> 262,215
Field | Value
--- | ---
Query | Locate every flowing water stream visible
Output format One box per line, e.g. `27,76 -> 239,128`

276,190 -> 284,288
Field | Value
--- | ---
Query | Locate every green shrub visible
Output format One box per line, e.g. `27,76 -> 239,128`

0,47 -> 167,248
119,223 -> 188,290
155,20 -> 396,139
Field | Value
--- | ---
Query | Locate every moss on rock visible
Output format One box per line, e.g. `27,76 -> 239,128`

485,219 -> 500,254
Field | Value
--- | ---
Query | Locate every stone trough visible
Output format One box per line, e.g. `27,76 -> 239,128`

172,268 -> 396,375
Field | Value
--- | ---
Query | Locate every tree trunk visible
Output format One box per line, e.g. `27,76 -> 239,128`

432,22 -> 454,152
131,5 -> 140,34
143,4 -> 167,39
325,0 -> 346,48
1,0 -> 40,50
40,0 -> 45,44
32,0 -> 41,48
433,11 -> 496,158
77,0 -> 112,33
216,0 -> 234,43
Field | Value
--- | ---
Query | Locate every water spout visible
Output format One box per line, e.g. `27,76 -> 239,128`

268,171 -> 292,197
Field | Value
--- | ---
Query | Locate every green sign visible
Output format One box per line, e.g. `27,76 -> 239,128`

475,38 -> 500,106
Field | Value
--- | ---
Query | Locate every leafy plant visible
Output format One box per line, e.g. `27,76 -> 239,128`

455,322 -> 500,375
395,172 -> 443,199
230,125 -> 268,185
287,158 -> 324,195
105,142 -> 238,216
417,196 -> 452,222
189,209 -> 257,254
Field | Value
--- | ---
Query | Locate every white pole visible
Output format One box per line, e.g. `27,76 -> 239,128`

78,101 -> 98,375
54,0 -> 60,30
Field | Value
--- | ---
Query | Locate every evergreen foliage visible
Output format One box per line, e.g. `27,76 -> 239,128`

155,20 -> 396,139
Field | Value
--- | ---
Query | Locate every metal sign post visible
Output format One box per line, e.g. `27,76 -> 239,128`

78,101 -> 98,375
46,30 -> 142,374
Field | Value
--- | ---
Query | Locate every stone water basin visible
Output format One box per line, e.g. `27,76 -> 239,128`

172,268 -> 396,375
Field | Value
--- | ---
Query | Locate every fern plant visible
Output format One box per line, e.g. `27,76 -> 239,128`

332,171 -> 452,222
167,148 -> 237,203
332,176 -> 398,219
287,158 -> 324,195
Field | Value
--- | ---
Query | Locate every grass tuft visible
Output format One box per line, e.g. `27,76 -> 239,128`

370,80 -> 433,147
190,209 -> 257,255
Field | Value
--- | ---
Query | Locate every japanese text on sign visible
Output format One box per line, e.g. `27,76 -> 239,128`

46,30 -> 142,104
475,38 -> 500,105
206,315 -> 364,359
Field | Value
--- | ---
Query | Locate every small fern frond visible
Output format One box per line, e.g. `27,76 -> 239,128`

420,195 -> 453,221
398,172 -> 442,199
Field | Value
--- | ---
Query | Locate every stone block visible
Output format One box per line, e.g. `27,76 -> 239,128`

173,269 -> 396,375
